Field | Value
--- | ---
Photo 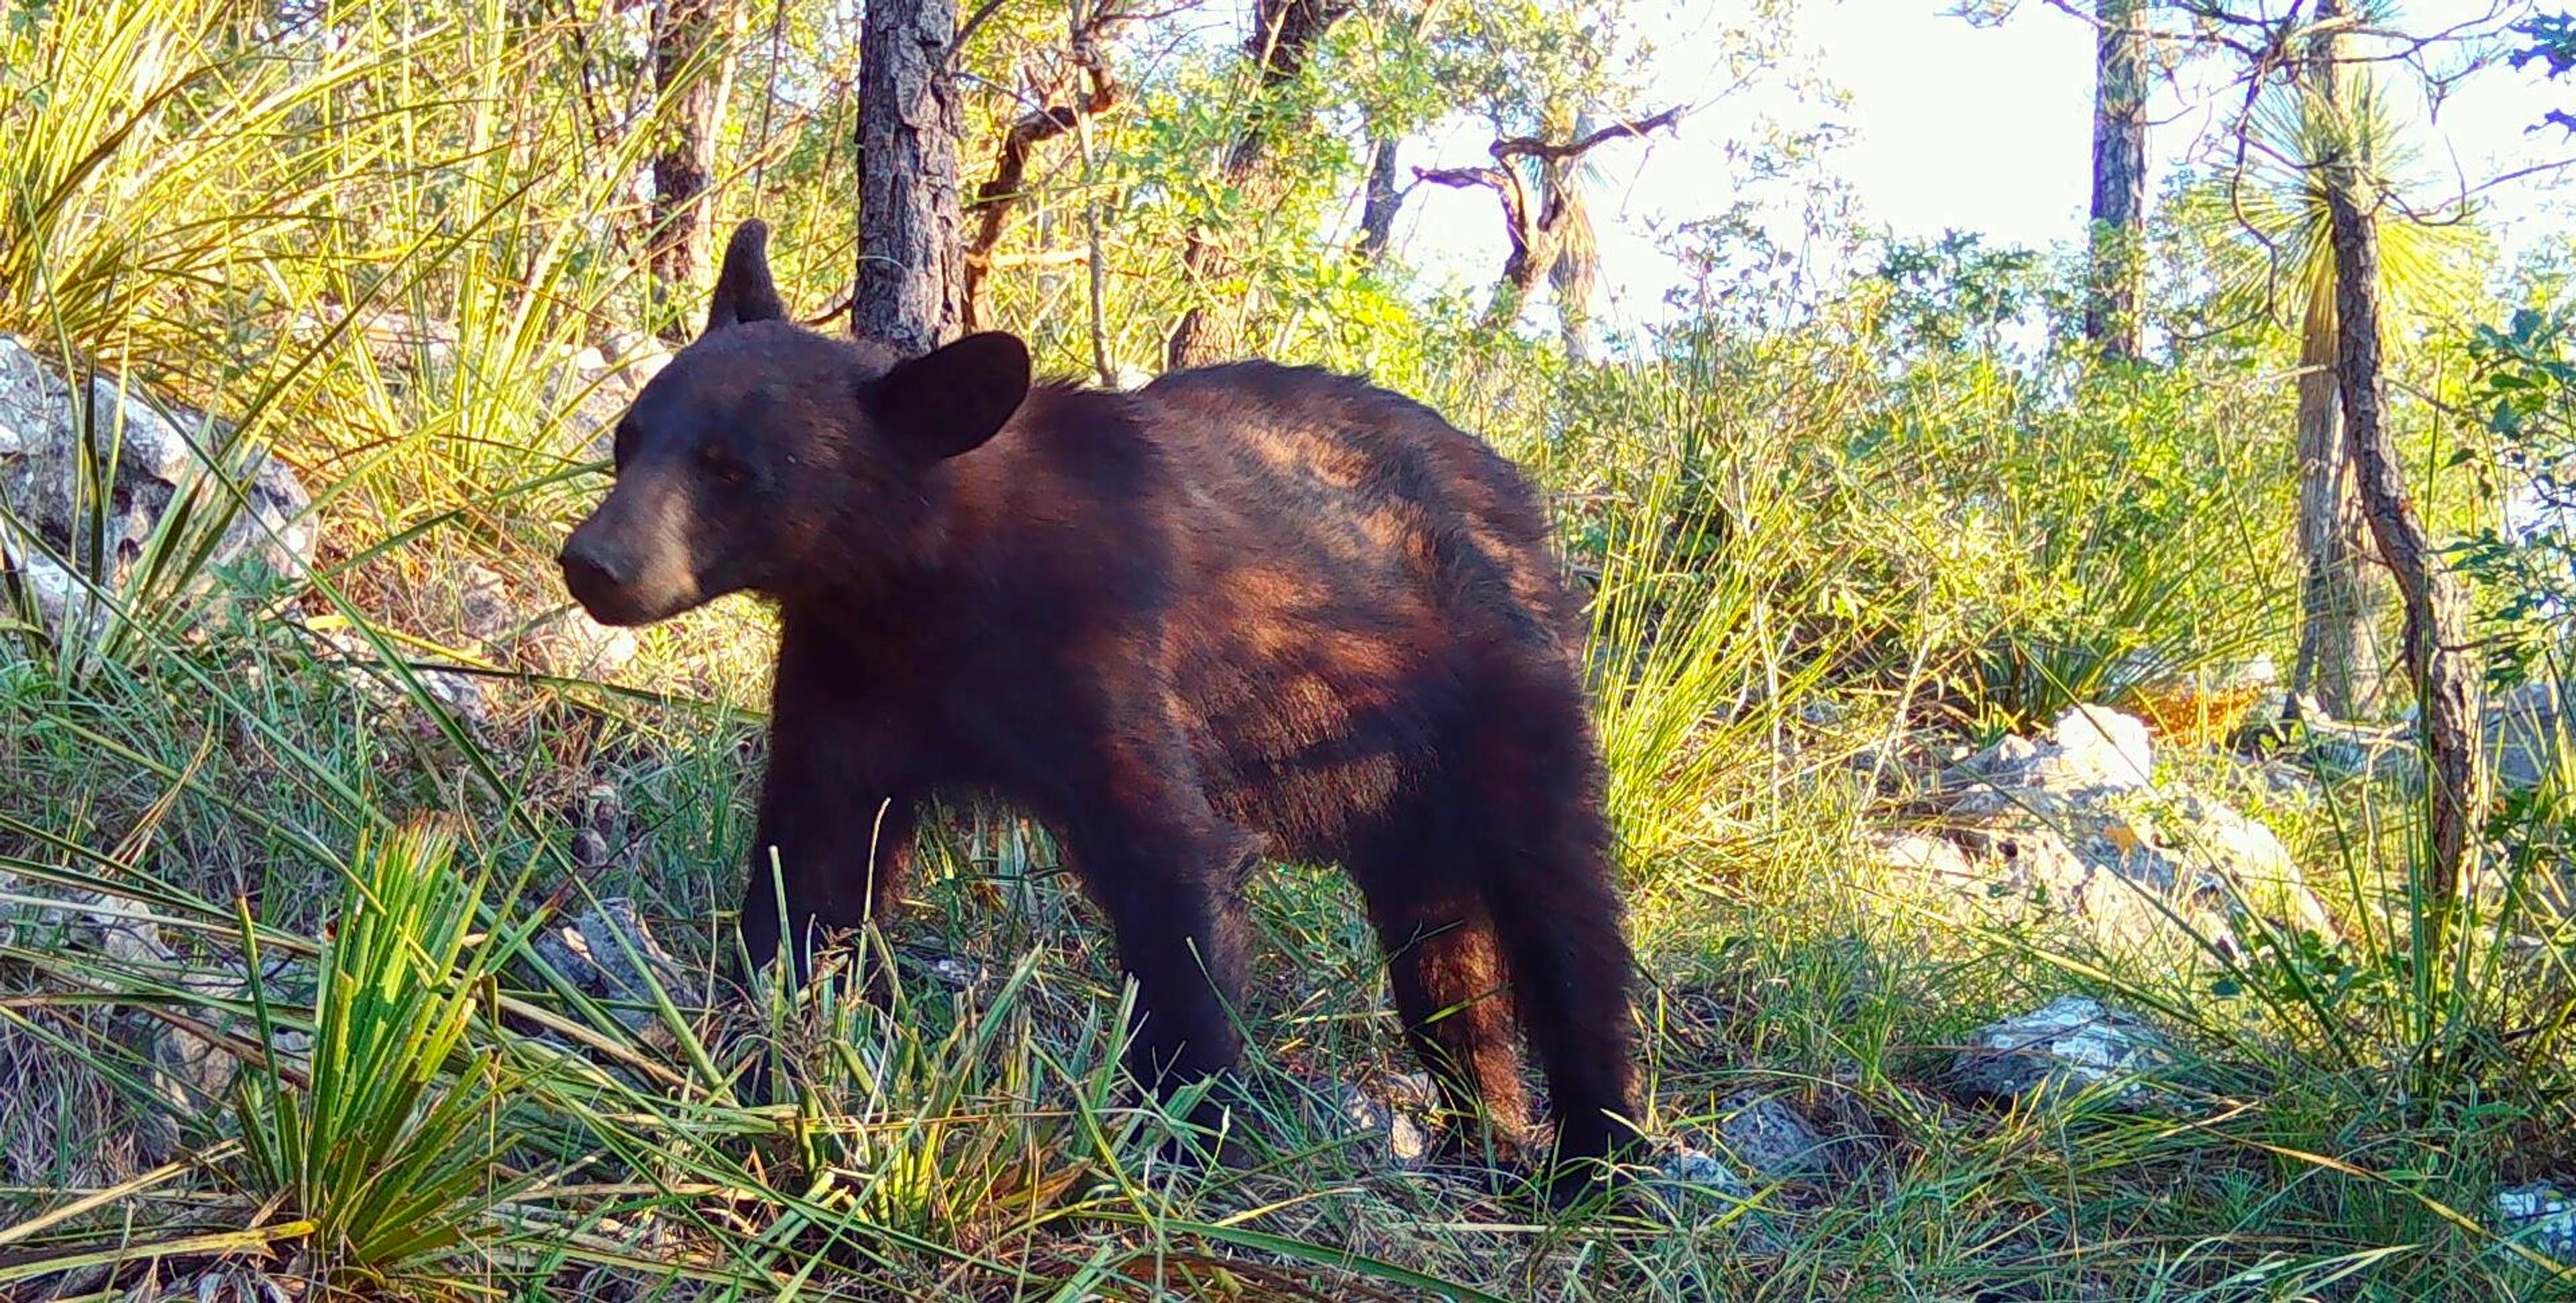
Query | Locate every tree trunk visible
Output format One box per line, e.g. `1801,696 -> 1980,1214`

2290,288 -> 2385,717
1354,136 -> 1402,267
2317,48 -> 2484,933
1542,136 -> 1596,364
854,0 -> 967,354
650,0 -> 737,344
1478,156 -> 1584,342
2084,0 -> 2147,360
1413,105 -> 1681,344
1165,0 -> 1347,371
1351,1 -> 1448,270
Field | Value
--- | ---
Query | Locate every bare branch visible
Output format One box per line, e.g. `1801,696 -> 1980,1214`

960,2 -> 1135,329
1491,104 -> 1686,163
1411,164 -> 1509,193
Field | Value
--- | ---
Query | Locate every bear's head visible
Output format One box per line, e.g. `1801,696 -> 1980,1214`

559,221 -> 1031,626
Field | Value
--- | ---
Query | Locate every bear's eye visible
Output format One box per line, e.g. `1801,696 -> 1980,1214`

700,446 -> 751,487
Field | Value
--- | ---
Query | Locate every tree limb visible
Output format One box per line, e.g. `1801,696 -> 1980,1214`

960,10 -> 1130,329
1491,104 -> 1686,162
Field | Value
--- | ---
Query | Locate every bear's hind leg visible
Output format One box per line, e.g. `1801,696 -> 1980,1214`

1443,666 -> 1642,1195
1353,855 -> 1536,1162
1481,824 -> 1640,1180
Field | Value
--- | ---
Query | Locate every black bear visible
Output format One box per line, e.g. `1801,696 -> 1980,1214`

559,221 -> 1640,1183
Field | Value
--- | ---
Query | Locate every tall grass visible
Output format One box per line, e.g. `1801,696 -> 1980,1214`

0,0 -> 2569,1295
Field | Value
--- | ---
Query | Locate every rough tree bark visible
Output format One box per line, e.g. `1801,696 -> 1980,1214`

2290,5 -> 2386,720
649,0 -> 739,343
1542,121 -> 1597,364
2314,4 -> 2483,929
2290,280 -> 2384,717
2085,0 -> 2147,360
854,0 -> 967,354
1350,0 -> 1449,270
1164,0 -> 1349,370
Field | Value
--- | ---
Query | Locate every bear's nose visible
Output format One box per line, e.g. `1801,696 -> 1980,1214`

557,536 -> 631,592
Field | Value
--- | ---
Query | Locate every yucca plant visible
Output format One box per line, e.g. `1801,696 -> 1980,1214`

233,821 -> 531,1294
2176,72 -> 2484,721
1582,360 -> 1846,869
0,0 -> 414,357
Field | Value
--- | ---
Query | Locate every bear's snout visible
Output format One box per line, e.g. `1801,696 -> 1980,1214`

557,532 -> 630,607
559,492 -> 698,627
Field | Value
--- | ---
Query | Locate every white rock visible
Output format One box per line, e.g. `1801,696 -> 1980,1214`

1953,996 -> 2174,1104
1,546 -> 85,635
0,336 -> 315,638
2497,1181 -> 2576,1263
417,666 -> 492,731
1886,705 -> 2336,961
2489,680 -> 2570,792
2050,705 -> 2157,787
0,876 -> 170,965
1953,705 -> 2155,816
519,606 -> 639,679
149,959 -> 311,1118
1876,831 -> 1974,880
1713,1088 -> 1828,1178
455,562 -> 517,646
530,898 -> 694,1042
1336,1084 -> 1432,1163
552,332 -> 673,462
1656,1143 -> 1752,1198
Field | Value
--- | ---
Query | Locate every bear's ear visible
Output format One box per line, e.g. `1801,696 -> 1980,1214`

704,220 -> 786,333
865,331 -> 1032,461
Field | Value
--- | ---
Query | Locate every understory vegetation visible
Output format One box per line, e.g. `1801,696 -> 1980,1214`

3,0 -> 2575,1298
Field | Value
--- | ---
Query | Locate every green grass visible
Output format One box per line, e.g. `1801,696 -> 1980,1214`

3,0 -> 2574,1297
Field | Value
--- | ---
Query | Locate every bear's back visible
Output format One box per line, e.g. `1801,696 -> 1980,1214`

1139,362 -> 1576,645
1126,362 -> 1582,855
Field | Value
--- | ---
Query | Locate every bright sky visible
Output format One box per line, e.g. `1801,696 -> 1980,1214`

1391,0 -> 2576,330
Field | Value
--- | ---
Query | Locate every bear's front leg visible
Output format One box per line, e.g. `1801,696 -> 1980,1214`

738,775 -> 919,986
736,672 -> 922,990
1058,782 -> 1260,1155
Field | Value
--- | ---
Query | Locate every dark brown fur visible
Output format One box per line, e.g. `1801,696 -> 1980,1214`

560,222 -> 1641,1182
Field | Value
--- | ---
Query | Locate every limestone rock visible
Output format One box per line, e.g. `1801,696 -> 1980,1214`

1713,1088 -> 1829,1179
1953,995 -> 2174,1104
2489,680 -> 2571,792
552,330 -> 672,463
455,561 -> 516,647
2498,1181 -> 2576,1263
0,872 -> 172,966
1330,1071 -> 1438,1166
1949,705 -> 2156,818
0,335 -> 313,637
531,898 -> 694,1043
147,959 -> 312,1120
1656,1143 -> 1752,1198
301,616 -> 494,733
517,605 -> 640,680
1880,705 -> 2334,961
